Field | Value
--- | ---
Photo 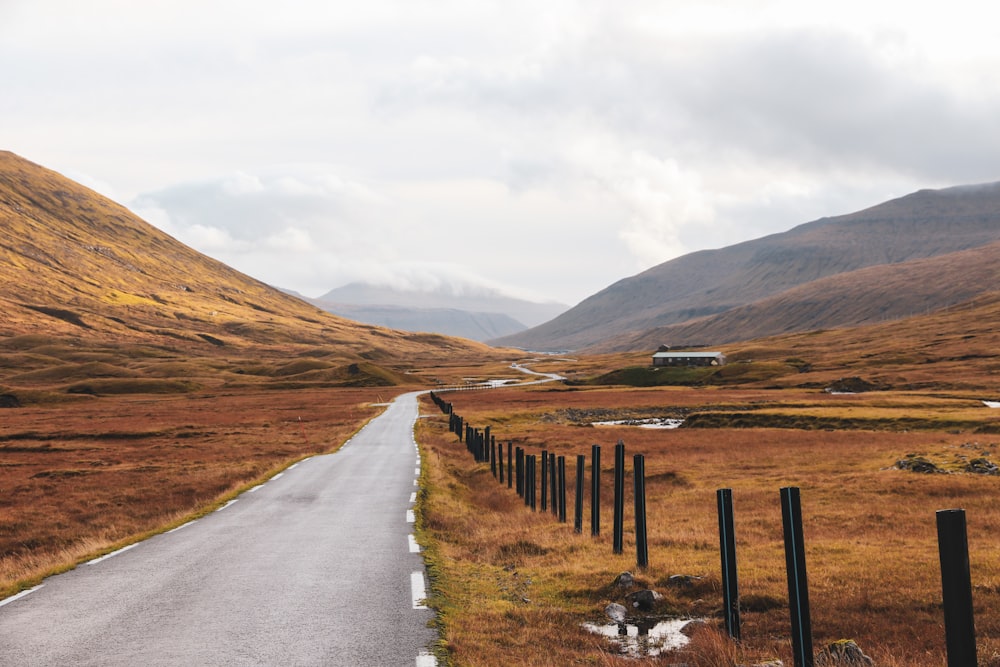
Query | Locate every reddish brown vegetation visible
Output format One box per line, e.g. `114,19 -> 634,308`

0,387 -> 402,596
418,385 -> 1000,666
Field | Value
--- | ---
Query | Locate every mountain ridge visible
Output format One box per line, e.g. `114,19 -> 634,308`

494,182 -> 1000,352
0,150 -> 494,363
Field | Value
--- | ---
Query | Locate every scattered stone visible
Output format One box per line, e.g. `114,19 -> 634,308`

965,457 -> 999,475
604,603 -> 627,624
815,639 -> 874,666
625,589 -> 663,611
666,574 -> 702,589
613,571 -> 635,588
894,454 -> 944,474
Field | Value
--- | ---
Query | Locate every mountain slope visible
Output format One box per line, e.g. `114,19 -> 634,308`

0,151 -> 491,362
595,241 -> 1000,352
494,182 -> 1000,351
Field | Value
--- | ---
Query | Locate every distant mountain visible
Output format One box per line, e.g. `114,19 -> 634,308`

312,302 -> 527,341
494,182 -> 1000,352
595,240 -> 1000,352
0,151 -> 491,362
310,282 -> 568,340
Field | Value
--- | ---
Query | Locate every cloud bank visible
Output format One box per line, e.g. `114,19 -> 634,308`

4,0 -> 1000,304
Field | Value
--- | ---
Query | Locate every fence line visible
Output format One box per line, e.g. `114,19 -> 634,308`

426,392 -> 980,665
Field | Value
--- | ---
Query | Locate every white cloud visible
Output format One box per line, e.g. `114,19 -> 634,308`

6,0 -> 1000,306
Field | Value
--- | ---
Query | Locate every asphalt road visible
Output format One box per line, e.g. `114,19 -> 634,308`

0,391 -> 438,666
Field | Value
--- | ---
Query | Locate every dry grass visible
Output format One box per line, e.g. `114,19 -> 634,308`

0,386 -> 404,597
416,385 -> 1000,666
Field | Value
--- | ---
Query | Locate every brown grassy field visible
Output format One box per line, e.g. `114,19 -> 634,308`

0,332 -> 523,599
0,386 -> 408,597
416,384 -> 1000,666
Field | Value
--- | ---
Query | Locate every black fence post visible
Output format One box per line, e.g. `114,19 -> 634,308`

937,508 -> 978,667
524,453 -> 532,507
541,449 -> 549,511
549,452 -> 558,517
516,447 -> 524,497
528,455 -> 537,510
490,439 -> 497,478
483,426 -> 491,463
574,454 -> 585,533
717,488 -> 741,641
557,455 -> 567,523
613,441 -> 625,554
634,454 -> 648,569
591,444 -> 601,537
780,486 -> 814,667
507,442 -> 513,489
498,442 -> 505,485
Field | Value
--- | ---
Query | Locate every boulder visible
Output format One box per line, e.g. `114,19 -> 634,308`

604,603 -> 627,624
613,571 -> 635,588
625,589 -> 663,611
894,454 -> 944,474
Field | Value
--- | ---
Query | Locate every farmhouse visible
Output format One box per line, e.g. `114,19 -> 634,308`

651,350 -> 727,367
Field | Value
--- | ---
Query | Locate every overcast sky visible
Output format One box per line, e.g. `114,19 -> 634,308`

4,1 -> 1000,306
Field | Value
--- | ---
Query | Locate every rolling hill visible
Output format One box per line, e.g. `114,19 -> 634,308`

596,240 -> 1000,352
0,151 -> 498,393
493,182 -> 1000,352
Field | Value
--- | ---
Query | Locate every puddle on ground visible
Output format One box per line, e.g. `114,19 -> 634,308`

582,618 -> 694,657
591,418 -> 684,429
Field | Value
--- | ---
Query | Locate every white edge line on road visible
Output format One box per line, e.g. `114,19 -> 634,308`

272,472 -> 284,480
411,571 -> 428,610
410,492 -> 417,503
216,499 -> 238,512
248,484 -> 264,493
416,650 -> 437,666
406,509 -> 415,524
166,520 -> 196,534
408,534 -> 422,553
414,467 -> 420,475
287,462 -> 299,470
0,584 -> 43,607
87,543 -> 138,565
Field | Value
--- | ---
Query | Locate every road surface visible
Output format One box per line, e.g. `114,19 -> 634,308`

0,391 -> 438,666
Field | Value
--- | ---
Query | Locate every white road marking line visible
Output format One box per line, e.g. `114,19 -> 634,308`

288,463 -> 299,470
406,509 -> 416,523
167,521 -> 195,534
416,651 -> 437,666
87,543 -> 138,565
272,472 -> 284,480
410,492 -> 417,503
411,571 -> 428,610
414,467 -> 420,475
216,499 -> 238,512
0,584 -> 43,607
413,479 -> 418,486
408,534 -> 422,553
248,484 -> 264,493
